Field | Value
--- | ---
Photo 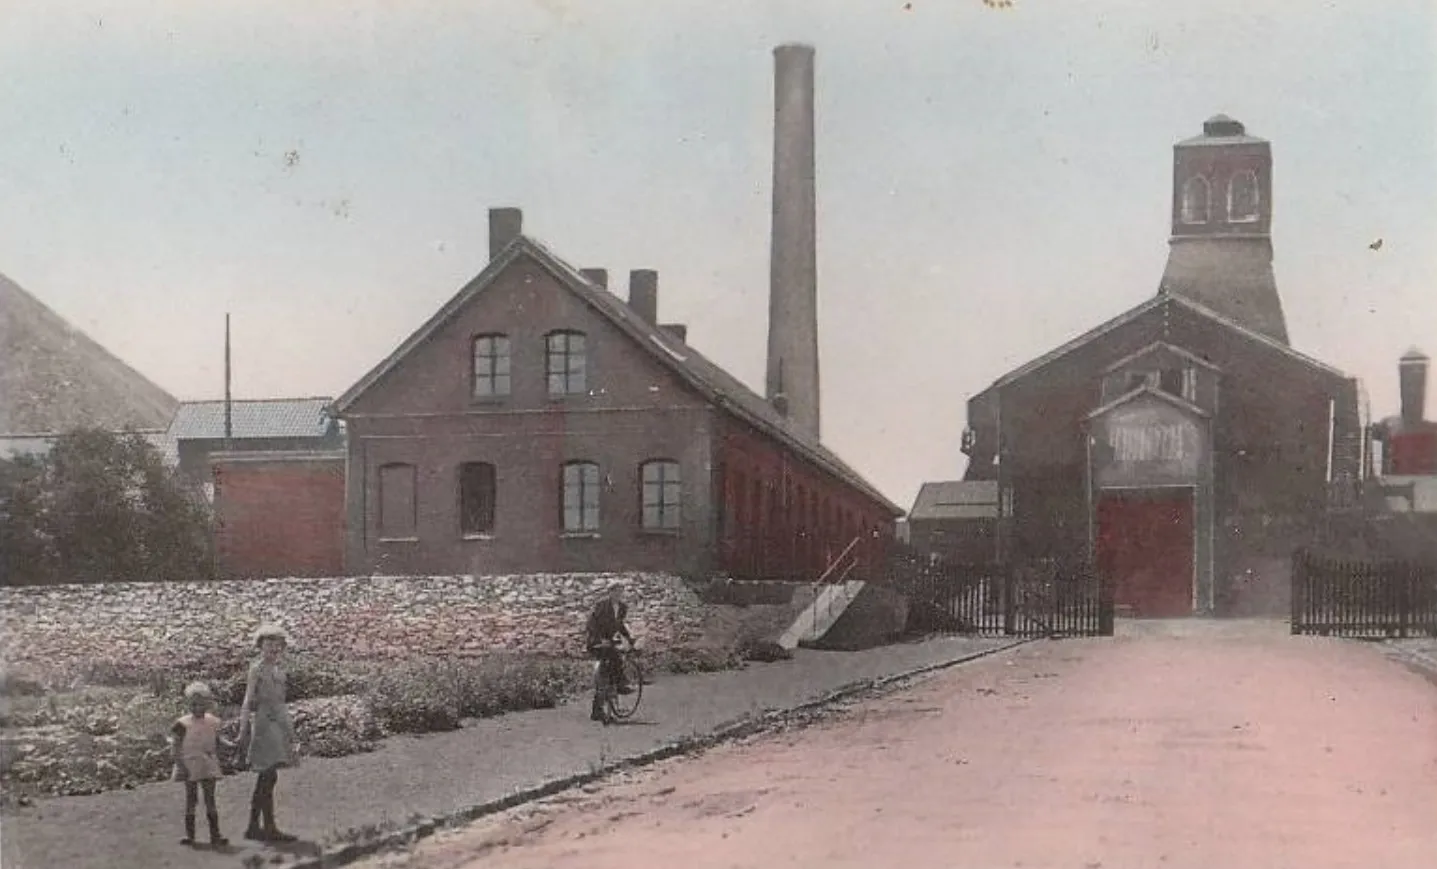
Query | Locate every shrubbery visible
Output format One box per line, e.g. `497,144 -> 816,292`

1,652 -> 593,798
0,428 -> 214,586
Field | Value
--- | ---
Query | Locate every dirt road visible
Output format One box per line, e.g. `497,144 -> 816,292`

356,620 -> 1437,869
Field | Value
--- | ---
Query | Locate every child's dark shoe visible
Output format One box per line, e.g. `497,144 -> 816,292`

265,829 -> 297,843
210,836 -> 230,848
244,825 -> 266,842
179,837 -> 196,847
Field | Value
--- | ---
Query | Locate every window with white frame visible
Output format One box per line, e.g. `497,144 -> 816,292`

471,334 -> 511,398
546,330 -> 587,395
1228,170 -> 1260,222
640,460 -> 682,530
1181,176 -> 1211,224
561,461 -> 600,533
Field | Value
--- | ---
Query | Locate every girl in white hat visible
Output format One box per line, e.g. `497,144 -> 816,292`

170,681 -> 233,848
236,622 -> 300,842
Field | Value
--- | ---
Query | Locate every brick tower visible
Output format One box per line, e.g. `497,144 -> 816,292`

1158,115 -> 1289,344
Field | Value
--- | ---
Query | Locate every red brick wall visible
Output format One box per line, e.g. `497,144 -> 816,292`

213,457 -> 345,578
1388,430 -> 1437,476
716,415 -> 895,582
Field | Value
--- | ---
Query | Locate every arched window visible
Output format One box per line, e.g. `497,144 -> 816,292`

1228,170 -> 1259,222
561,460 -> 600,533
471,334 -> 511,397
459,462 -> 496,535
1181,176 -> 1211,224
640,459 -> 682,530
546,330 -> 587,395
378,462 -> 417,540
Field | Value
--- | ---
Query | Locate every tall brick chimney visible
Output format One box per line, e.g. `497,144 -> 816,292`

629,269 -> 658,324
766,43 -> 821,439
1400,347 -> 1429,425
488,208 -> 523,260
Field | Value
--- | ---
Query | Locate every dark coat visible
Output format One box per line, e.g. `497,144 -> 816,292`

586,599 -> 633,648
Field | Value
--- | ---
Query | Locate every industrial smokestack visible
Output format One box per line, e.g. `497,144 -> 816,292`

766,43 -> 821,440
1400,347 -> 1429,425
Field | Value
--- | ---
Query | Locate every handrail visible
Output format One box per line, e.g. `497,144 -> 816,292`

815,535 -> 863,586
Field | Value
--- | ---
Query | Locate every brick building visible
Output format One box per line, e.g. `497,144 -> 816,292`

331,209 -> 901,579
197,398 -> 347,578
958,116 -> 1365,618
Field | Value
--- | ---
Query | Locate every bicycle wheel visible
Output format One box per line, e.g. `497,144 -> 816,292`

606,654 -> 644,720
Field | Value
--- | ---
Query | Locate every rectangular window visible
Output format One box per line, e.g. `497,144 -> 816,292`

378,463 -> 417,539
642,460 -> 682,530
1159,368 -> 1184,397
562,461 -> 600,533
459,462 -> 496,535
1181,367 -> 1196,402
546,331 -> 587,395
472,335 -> 511,397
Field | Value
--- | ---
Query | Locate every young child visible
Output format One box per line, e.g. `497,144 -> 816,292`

170,681 -> 233,848
237,622 -> 301,843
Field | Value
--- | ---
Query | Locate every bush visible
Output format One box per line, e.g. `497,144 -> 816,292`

651,645 -> 745,674
290,695 -> 384,757
364,656 -> 588,735
0,428 -> 214,586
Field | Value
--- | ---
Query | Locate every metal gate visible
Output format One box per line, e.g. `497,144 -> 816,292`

893,556 -> 1113,638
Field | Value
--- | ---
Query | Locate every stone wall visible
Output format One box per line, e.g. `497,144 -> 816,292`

0,573 -> 710,676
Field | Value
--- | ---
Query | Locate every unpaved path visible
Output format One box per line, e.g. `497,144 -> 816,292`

361,620 -> 1437,869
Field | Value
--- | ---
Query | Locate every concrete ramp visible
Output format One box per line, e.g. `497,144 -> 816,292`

778,580 -> 866,650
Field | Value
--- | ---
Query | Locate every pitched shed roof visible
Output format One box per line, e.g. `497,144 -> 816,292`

0,272 -> 178,435
334,236 -> 902,516
909,480 -> 1000,521
167,397 -> 336,440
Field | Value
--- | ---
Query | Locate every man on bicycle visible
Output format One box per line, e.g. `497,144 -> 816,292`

586,583 -> 636,723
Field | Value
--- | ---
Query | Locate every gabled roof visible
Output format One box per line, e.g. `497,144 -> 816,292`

0,272 -> 178,435
1101,340 -> 1222,375
167,397 -> 336,440
910,480 -> 999,521
333,236 -> 902,516
975,291 -> 1348,400
1084,383 -> 1211,422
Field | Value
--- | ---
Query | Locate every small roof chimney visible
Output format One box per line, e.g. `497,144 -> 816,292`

488,208 -> 522,260
1400,347 -> 1429,425
629,270 -> 658,325
580,268 -> 608,290
660,323 -> 687,343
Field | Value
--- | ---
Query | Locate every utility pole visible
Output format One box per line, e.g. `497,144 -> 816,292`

224,313 -> 233,451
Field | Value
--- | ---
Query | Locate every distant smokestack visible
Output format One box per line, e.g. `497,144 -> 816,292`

488,208 -> 523,260
580,268 -> 608,289
1400,347 -> 1429,425
629,270 -> 658,324
766,43 -> 820,439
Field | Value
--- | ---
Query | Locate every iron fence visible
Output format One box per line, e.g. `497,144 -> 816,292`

1290,548 -> 1437,638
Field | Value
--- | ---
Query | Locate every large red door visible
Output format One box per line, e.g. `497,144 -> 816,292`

1095,490 -> 1194,618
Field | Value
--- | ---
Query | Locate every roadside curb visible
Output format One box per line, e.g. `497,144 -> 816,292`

288,638 -> 1033,869
1380,643 -> 1437,686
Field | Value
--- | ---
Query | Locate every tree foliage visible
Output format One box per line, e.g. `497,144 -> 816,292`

0,428 -> 214,586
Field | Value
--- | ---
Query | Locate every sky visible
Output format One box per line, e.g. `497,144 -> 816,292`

2,0 -> 1434,509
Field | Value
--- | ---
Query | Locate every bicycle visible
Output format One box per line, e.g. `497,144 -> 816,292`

593,641 -> 644,722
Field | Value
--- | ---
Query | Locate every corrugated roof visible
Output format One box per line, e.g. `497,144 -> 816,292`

0,272 -> 178,435
167,397 -> 335,440
910,480 -> 1000,521
334,236 -> 902,516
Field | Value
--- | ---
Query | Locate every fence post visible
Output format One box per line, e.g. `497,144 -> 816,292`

1290,549 -> 1303,636
1002,562 -> 1015,636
